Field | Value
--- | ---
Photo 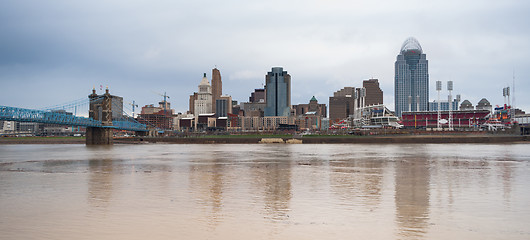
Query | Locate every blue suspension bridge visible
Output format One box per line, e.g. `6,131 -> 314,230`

0,89 -> 150,144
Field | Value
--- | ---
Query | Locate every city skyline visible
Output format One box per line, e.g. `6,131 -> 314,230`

1,1 -> 529,115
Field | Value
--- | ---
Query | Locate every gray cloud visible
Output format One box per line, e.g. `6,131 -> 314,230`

1,0 -> 529,114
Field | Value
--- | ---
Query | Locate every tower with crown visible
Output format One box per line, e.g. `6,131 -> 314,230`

194,73 -> 213,116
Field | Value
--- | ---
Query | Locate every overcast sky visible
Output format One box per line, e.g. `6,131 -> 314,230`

1,0 -> 529,116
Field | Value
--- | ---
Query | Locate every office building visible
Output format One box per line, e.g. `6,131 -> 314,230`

216,95 -> 233,117
241,88 -> 266,117
395,37 -> 429,117
231,101 -> 242,116
264,67 -> 291,116
189,92 -> 198,115
295,112 -> 323,131
363,79 -> 383,106
249,88 -> 266,103
0,121 -> 15,134
194,73 -> 213,116
292,96 -> 327,118
237,116 -> 296,131
329,87 -> 356,124
211,68 -> 222,113
241,102 -> 266,117
138,101 -> 174,130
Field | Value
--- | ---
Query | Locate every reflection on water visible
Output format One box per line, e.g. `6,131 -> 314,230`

329,154 -> 384,210
255,148 -> 292,221
88,159 -> 114,208
188,150 -> 226,226
1,143 -> 530,240
395,150 -> 430,239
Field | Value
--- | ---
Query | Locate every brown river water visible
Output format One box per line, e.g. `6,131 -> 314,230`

1,143 -> 529,240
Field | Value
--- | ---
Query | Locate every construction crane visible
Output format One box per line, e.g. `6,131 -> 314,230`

127,101 -> 139,118
153,91 -> 170,115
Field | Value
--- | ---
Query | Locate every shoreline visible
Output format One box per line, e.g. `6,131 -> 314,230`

0,137 -> 85,144
129,135 -> 528,144
1,135 -> 527,144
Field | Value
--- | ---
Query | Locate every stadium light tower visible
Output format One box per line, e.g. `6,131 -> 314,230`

436,81 -> 442,130
503,87 -> 507,106
447,81 -> 453,131
506,87 -> 511,107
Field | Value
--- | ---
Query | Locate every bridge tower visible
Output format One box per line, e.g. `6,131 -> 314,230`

86,88 -> 114,145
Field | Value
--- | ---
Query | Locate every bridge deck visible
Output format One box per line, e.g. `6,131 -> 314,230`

0,106 -> 147,132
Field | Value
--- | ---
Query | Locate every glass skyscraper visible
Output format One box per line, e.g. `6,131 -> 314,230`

429,100 -> 459,111
394,37 -> 429,117
264,67 -> 291,116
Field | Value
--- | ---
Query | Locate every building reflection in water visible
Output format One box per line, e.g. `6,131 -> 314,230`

394,154 -> 430,240
329,154 -> 384,210
42,159 -> 76,173
499,156 -> 515,204
188,150 -> 226,227
251,146 -> 292,222
88,158 -> 114,208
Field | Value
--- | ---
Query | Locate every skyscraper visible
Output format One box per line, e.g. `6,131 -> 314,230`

363,79 -> 383,106
193,73 -> 213,116
329,87 -> 356,124
211,68 -> 222,113
216,95 -> 233,117
249,88 -> 265,103
264,67 -> 291,116
395,37 -> 429,117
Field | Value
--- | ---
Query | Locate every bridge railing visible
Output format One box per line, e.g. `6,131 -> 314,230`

1,105 -> 102,127
1,105 -> 148,132
111,117 -> 148,131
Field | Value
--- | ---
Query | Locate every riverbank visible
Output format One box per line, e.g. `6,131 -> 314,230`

1,134 -> 527,144
0,136 -> 85,144
125,134 -> 528,144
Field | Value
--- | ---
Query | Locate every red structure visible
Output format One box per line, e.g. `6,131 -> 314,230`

401,110 -> 490,129
137,111 -> 172,130
227,113 -> 239,128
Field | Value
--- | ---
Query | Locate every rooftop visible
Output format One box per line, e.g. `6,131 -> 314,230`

478,98 -> 491,105
199,73 -> 210,86
400,37 -> 423,54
